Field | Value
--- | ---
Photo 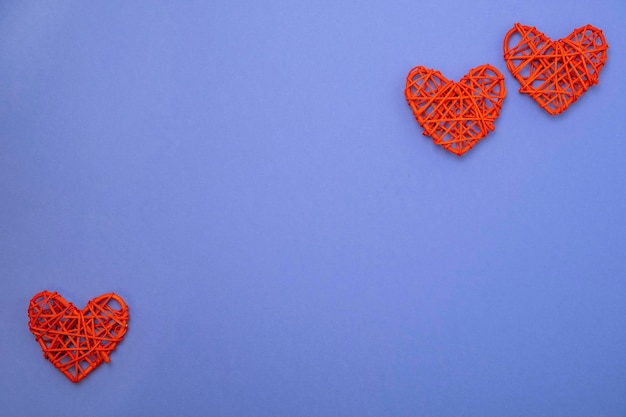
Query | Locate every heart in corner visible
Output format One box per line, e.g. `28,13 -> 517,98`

28,291 -> 129,383
503,23 -> 608,115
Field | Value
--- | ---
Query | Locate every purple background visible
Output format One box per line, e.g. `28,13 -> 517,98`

2,1 -> 626,416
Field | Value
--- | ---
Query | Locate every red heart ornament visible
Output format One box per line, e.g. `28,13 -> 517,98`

28,291 -> 129,383
503,23 -> 608,115
404,64 -> 506,156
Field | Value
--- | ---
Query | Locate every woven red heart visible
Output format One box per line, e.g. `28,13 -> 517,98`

404,64 -> 506,156
28,291 -> 129,383
503,23 -> 608,115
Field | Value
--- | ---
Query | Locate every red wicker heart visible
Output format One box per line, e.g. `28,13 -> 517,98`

503,23 -> 608,115
28,291 -> 129,383
404,64 -> 506,156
